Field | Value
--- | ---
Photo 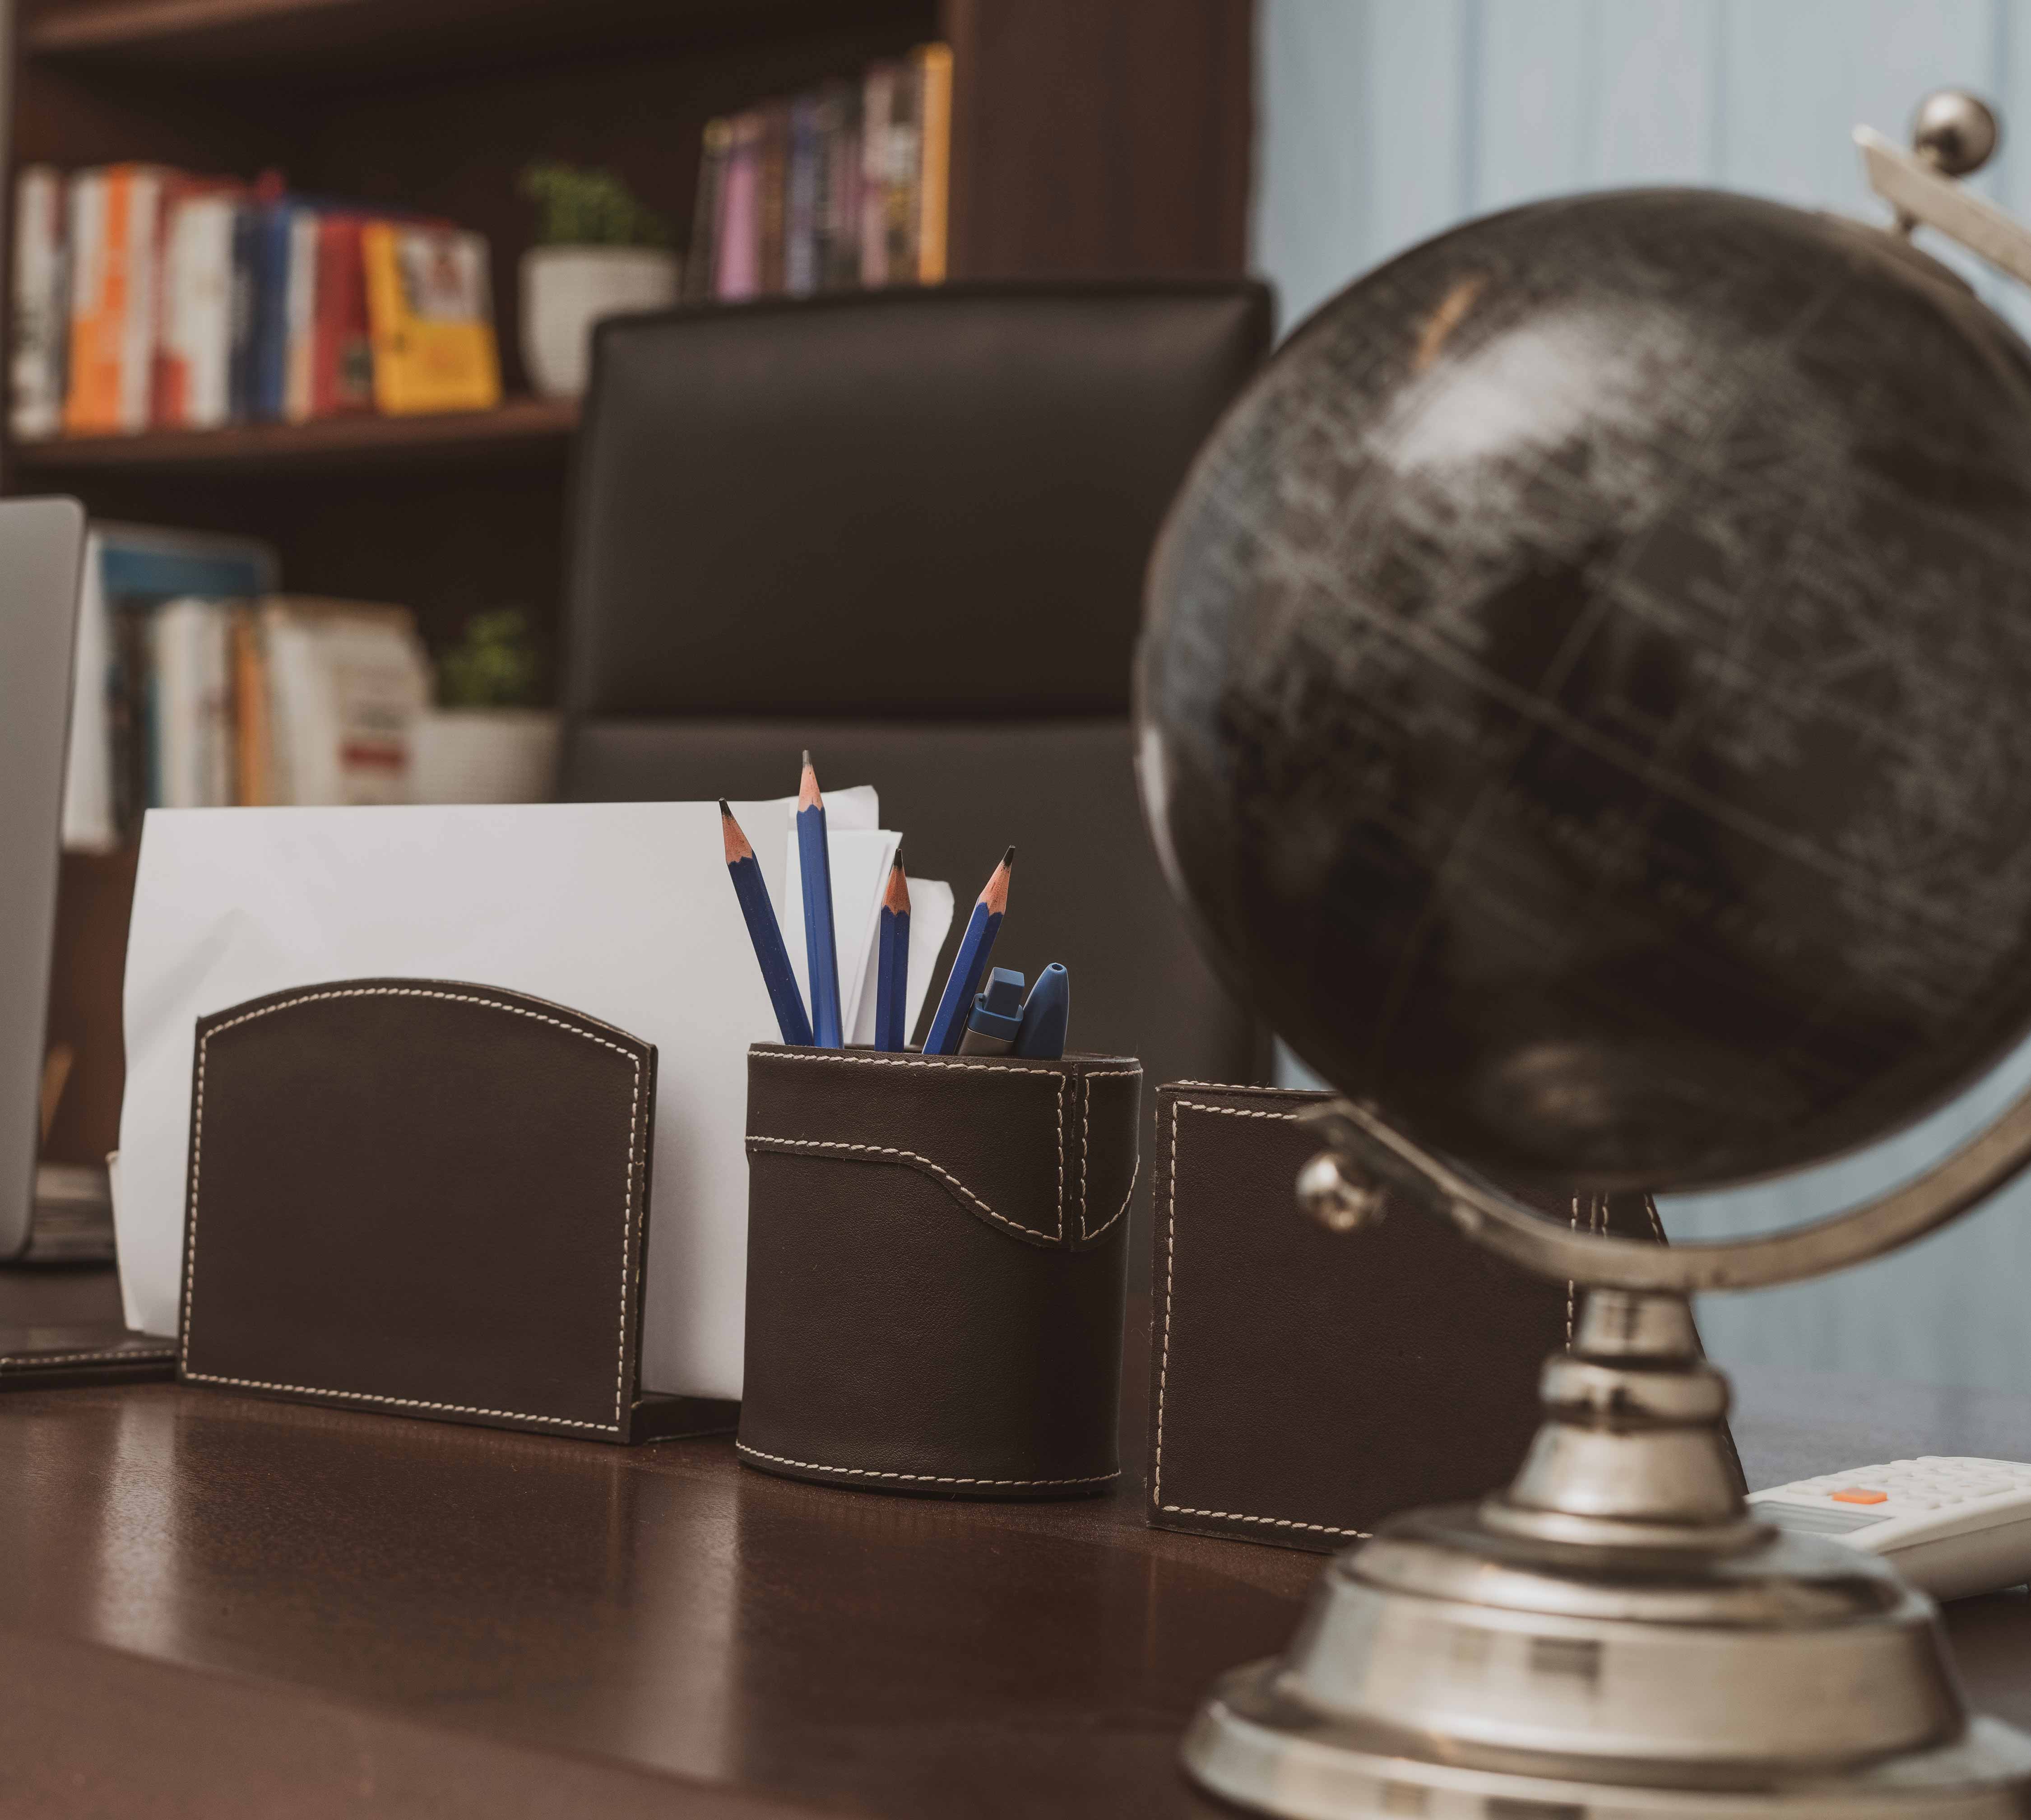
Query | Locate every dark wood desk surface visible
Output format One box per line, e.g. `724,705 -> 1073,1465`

3,1268 -> 2029,1818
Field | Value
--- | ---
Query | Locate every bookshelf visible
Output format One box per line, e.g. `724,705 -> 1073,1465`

6,0 -> 1254,1167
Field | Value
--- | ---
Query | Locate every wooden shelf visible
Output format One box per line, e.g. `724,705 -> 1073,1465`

11,396 -> 579,473
19,0 -> 901,79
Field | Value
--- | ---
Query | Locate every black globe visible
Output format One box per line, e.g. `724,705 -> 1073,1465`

1138,189 -> 2031,1191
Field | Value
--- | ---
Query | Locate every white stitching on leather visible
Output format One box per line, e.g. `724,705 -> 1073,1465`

183,984 -> 643,1438
735,1440 -> 1117,1487
1083,1153 -> 1139,1243
0,1346 -> 176,1370
181,1370 -> 615,1430
1158,1502 -> 1368,1537
746,1135 -> 1063,1242
753,1050 -> 1111,1242
1158,1097 -> 1378,1540
758,1049 -> 1136,1077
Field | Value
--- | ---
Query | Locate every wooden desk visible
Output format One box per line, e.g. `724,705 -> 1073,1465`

3,1270 -> 2029,1817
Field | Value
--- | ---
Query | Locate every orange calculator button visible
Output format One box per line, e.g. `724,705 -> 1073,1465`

1831,1488 -> 1889,1504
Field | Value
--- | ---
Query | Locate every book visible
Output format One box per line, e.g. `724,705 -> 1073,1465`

310,214 -> 374,417
915,43 -> 953,284
231,608 -> 271,806
247,198 -> 298,422
816,81 -> 862,291
859,65 -> 895,286
757,99 -> 791,295
65,165 -> 168,434
10,166 -> 68,440
228,203 -> 261,422
884,57 -> 922,284
148,598 -> 236,809
282,206 -> 320,422
88,524 -> 278,838
785,93 -> 820,297
361,222 -> 501,415
685,119 -> 730,301
155,186 -> 240,430
258,598 -> 431,805
717,113 -> 762,300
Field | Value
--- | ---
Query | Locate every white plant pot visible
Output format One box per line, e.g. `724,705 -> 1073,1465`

411,707 -> 561,805
519,245 -> 680,399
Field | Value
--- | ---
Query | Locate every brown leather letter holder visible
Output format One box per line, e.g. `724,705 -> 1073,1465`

1150,1082 -> 1739,1550
176,977 -> 734,1444
738,1044 -> 1141,1499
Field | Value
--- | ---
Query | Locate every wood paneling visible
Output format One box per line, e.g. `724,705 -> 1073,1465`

941,0 -> 1251,279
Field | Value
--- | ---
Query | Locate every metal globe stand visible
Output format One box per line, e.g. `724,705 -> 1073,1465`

1181,1085 -> 2031,1820
1175,88 -> 2031,1820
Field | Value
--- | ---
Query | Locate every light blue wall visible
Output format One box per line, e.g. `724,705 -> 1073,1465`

1257,0 -> 2031,1394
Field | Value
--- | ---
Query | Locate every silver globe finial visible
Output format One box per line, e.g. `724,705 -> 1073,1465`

1911,87 -> 1999,176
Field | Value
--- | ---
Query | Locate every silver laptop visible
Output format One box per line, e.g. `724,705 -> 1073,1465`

0,497 -> 88,1263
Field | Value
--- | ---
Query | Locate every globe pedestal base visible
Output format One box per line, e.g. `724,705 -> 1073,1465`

1182,1291 -> 2031,1820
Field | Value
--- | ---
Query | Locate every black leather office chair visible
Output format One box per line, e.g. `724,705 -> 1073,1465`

560,280 -> 1275,1148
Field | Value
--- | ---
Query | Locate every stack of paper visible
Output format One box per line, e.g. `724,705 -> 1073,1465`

114,792 -> 952,1401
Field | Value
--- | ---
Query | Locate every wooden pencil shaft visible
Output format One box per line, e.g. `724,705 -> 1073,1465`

797,789 -> 843,1049
727,850 -> 814,1046
876,903 -> 910,1051
923,901 -> 1003,1055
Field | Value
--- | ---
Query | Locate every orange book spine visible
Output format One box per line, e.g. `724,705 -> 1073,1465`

915,43 -> 952,284
65,170 -> 127,434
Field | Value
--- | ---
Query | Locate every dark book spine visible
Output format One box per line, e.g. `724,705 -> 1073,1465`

685,119 -> 728,302
785,92 -> 819,297
228,205 -> 259,422
885,59 -> 922,284
757,100 -> 790,296
816,79 -> 860,292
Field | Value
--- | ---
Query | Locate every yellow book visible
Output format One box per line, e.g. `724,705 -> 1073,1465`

915,43 -> 953,284
361,221 -> 501,415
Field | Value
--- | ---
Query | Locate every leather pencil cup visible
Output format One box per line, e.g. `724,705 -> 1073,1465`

738,1044 -> 1141,1499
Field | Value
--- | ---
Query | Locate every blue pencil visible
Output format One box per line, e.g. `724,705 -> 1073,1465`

720,800 -> 814,1045
876,847 -> 910,1051
923,846 -> 1015,1056
797,751 -> 843,1048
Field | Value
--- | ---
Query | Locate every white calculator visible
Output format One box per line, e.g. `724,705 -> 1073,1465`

1750,1458 -> 2031,1601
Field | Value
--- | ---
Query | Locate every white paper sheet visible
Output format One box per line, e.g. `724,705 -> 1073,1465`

116,790 -> 878,1400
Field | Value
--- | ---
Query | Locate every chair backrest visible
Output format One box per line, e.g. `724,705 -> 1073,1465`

560,280 -> 1274,1116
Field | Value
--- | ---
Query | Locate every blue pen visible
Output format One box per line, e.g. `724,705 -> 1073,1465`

1013,962 -> 1070,1059
876,847 -> 910,1052
797,751 -> 844,1048
923,846 -> 1014,1055
719,800 -> 815,1046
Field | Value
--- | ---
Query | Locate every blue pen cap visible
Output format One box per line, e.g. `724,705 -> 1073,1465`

968,967 -> 1027,1039
1012,963 -> 1070,1059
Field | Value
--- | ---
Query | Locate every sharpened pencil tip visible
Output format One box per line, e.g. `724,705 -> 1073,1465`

981,845 -> 1014,915
720,803 -> 754,865
884,849 -> 911,914
798,751 -> 821,811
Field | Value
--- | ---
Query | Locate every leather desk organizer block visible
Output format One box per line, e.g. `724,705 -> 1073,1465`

1150,1082 -> 1741,1551
738,1044 -> 1141,1499
177,977 -> 734,1444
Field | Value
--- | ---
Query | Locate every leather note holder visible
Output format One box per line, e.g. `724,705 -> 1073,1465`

738,1044 -> 1141,1499
1150,1082 -> 1740,1551
176,977 -> 733,1444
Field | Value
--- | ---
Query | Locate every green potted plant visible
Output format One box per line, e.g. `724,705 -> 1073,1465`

519,163 -> 678,398
412,609 -> 561,804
